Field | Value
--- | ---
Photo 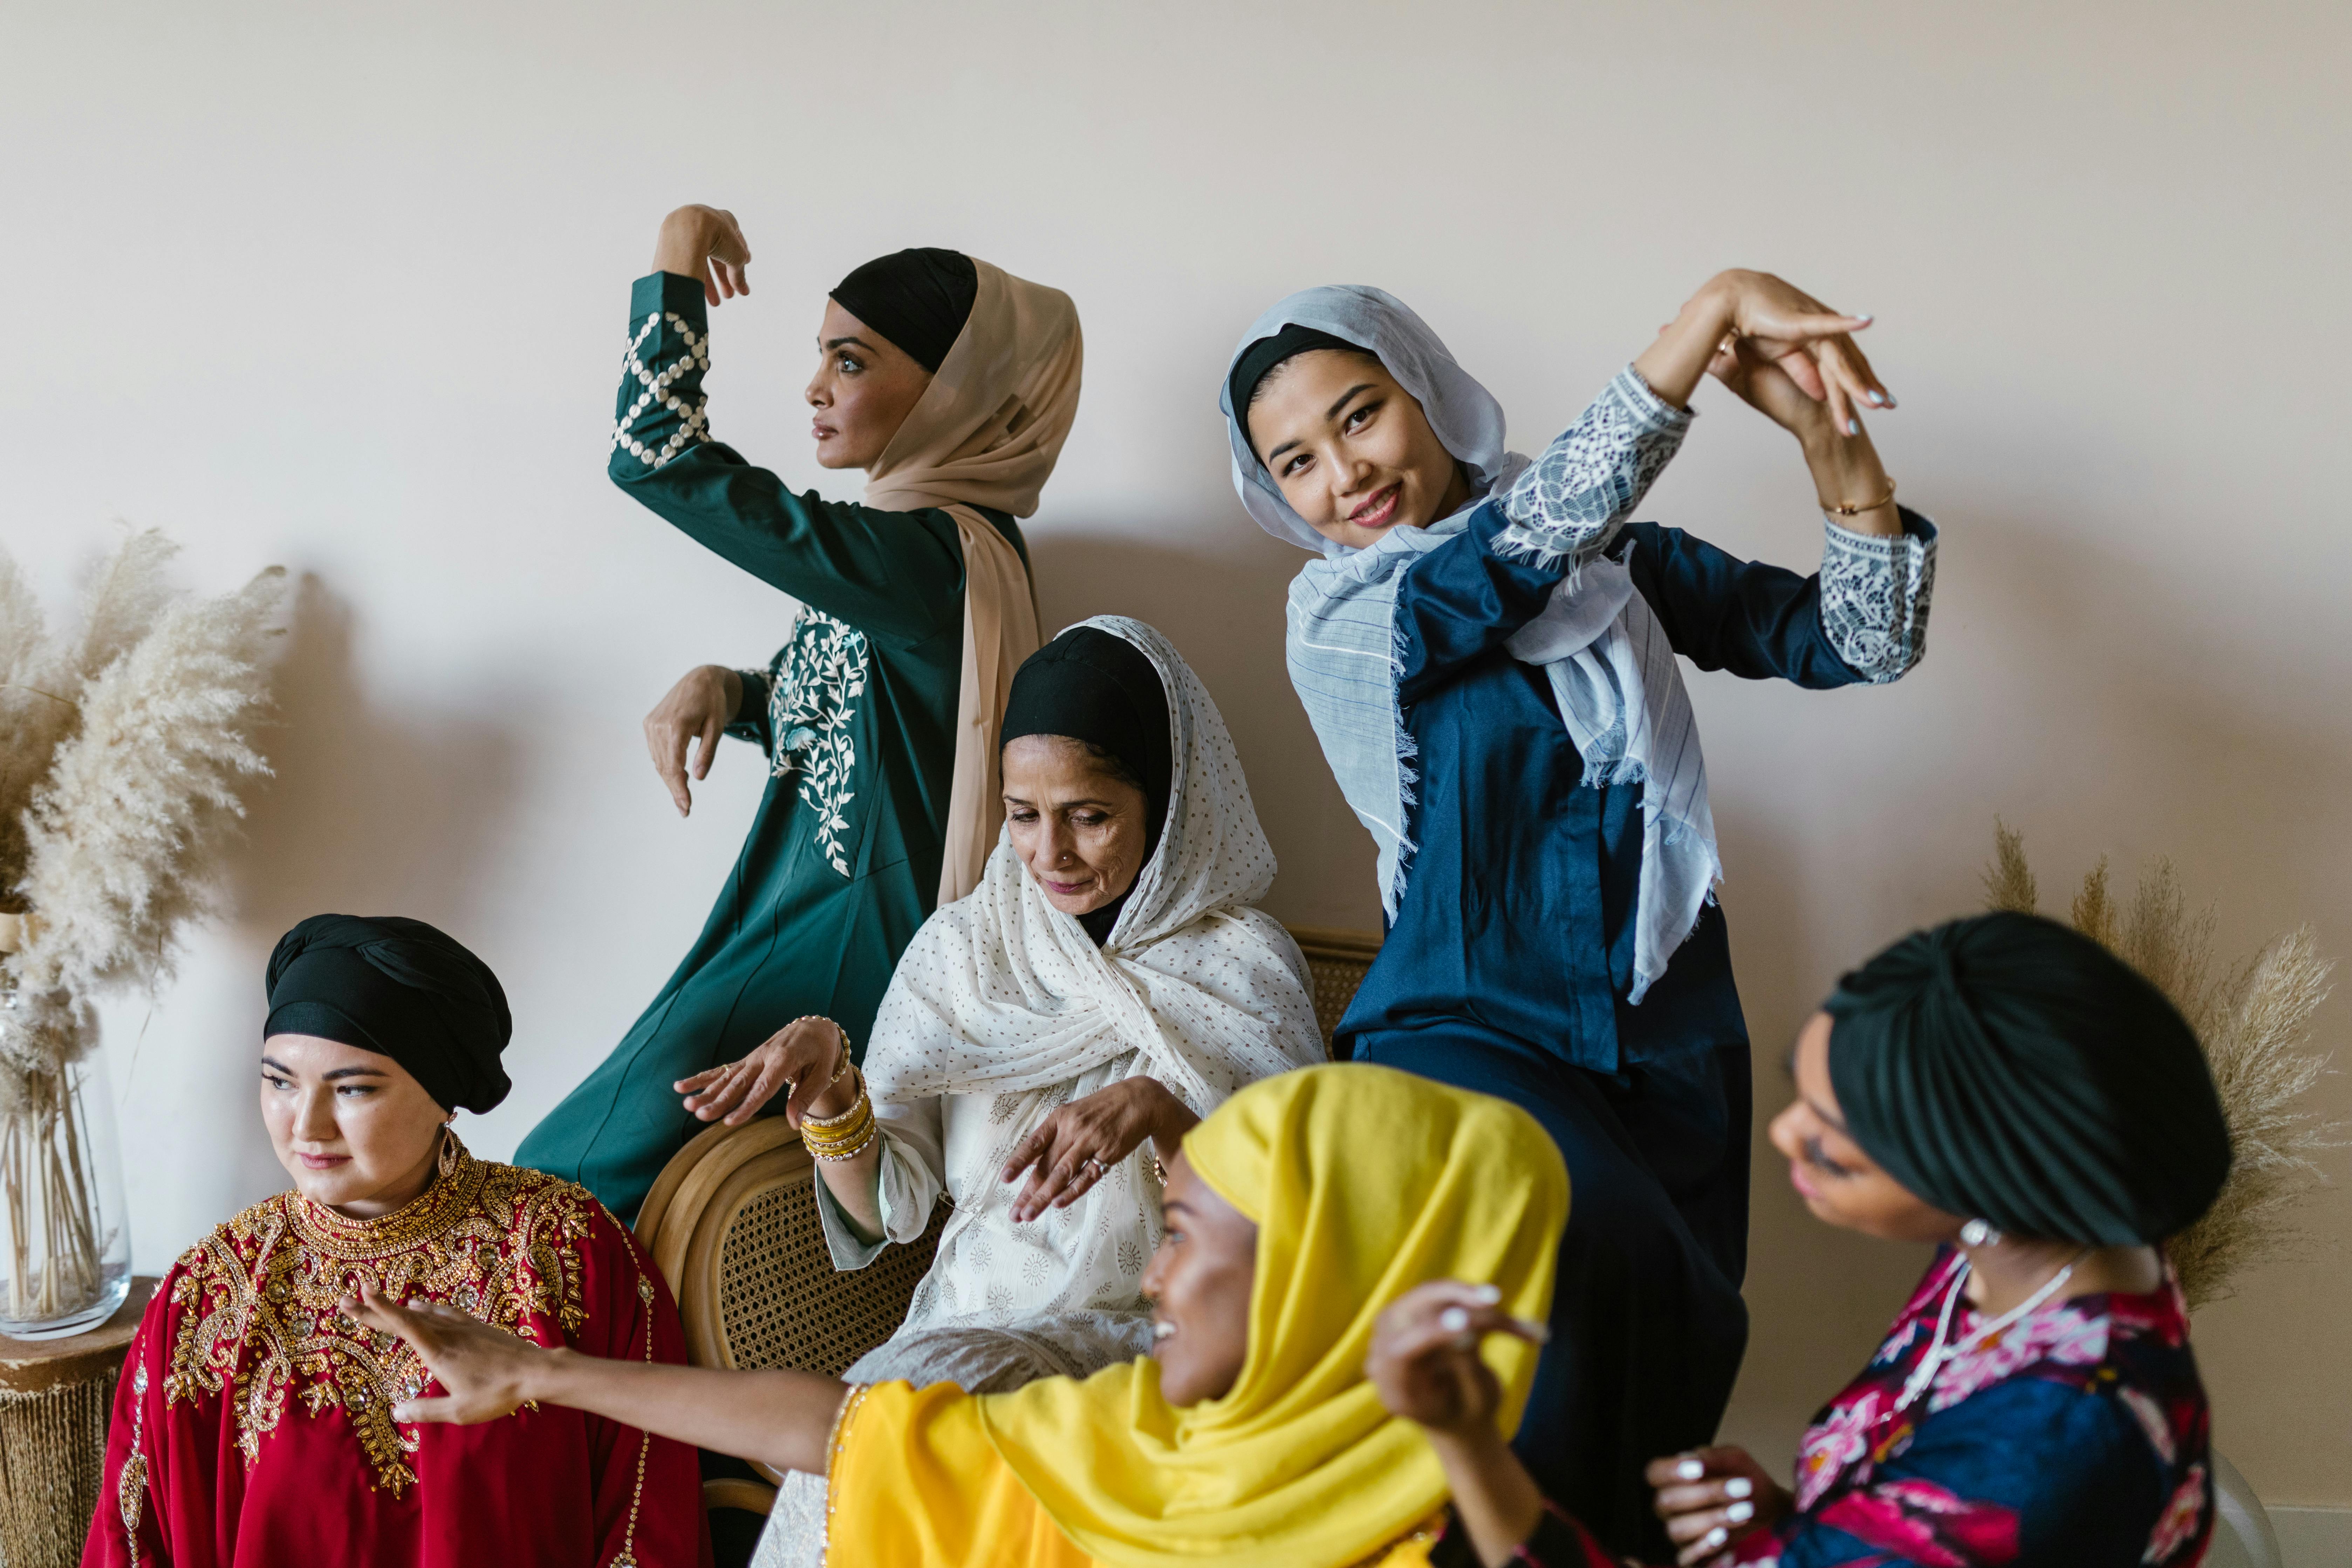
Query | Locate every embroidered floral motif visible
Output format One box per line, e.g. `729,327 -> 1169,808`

2144,1463 -> 2208,1563
1497,367 -> 1691,567
1816,1477 -> 2021,1565
766,609 -> 870,877
610,311 -> 711,471
1927,1302 -> 2108,1413
1819,516 -> 1934,683
163,1144 -> 598,1495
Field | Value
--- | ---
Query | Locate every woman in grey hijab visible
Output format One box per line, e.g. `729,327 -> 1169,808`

1221,269 -> 1939,1556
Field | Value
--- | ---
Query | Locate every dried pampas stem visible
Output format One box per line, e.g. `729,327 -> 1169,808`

1983,826 -> 2343,1309
0,526 -> 286,1324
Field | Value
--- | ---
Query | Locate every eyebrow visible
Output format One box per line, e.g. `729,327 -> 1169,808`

1262,383 -> 1380,465
821,335 -> 877,353
1161,1199 -> 1195,1219
259,1057 -> 387,1082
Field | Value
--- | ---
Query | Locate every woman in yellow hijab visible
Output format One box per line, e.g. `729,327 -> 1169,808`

350,1063 -> 1567,1567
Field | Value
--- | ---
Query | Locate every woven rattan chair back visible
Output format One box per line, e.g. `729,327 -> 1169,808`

1286,926 -> 1384,1059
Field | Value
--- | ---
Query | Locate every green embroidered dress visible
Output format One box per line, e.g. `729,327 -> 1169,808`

517,272 -> 1027,1219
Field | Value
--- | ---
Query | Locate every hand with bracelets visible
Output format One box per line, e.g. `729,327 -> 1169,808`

1000,1077 -> 1198,1224
674,1014 -> 854,1131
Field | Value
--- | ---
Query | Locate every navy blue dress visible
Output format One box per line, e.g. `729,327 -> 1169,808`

1341,494 -> 1937,1556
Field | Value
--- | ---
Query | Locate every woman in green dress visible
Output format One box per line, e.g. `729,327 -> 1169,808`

518,204 -> 1081,1219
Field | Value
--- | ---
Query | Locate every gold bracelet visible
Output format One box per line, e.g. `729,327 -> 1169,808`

789,1016 -> 853,1088
802,1098 -> 871,1145
807,1118 -> 876,1162
1821,478 -> 1896,517
803,1096 -> 876,1161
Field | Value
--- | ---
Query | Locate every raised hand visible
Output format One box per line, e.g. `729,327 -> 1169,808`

1366,1279 -> 1550,1437
652,204 -> 753,308
342,1286 -> 548,1425
675,1015 -> 850,1128
644,664 -> 741,817
1646,1446 -> 1791,1567
1000,1076 -> 1194,1223
1711,269 -> 1890,440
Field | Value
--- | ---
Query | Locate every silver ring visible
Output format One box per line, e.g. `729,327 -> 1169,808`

1082,1158 -> 1108,1181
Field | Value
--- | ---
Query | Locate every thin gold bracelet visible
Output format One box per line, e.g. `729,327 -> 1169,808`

1821,478 -> 1896,517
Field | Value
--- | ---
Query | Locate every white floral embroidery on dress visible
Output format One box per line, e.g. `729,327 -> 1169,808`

610,312 -> 711,471
766,609 -> 870,877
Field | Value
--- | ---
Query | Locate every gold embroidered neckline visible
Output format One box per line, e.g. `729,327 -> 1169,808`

292,1142 -> 489,1261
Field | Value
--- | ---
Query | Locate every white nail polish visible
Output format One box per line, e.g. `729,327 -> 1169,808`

1676,1458 -> 1705,1481
1472,1284 -> 1502,1305
1727,1500 -> 1754,1522
1704,1526 -> 1728,1548
1724,1477 -> 1752,1499
1846,418 -> 1859,436
1439,1307 -> 1470,1333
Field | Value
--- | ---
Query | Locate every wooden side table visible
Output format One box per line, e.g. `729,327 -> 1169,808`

0,1278 -> 156,1568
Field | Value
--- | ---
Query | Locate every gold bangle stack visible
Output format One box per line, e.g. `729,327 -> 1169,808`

801,1067 -> 876,1161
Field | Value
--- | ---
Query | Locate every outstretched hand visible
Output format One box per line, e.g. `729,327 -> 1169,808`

1646,1446 -> 1791,1567
675,1015 -> 851,1128
1710,269 -> 1890,439
341,1286 -> 549,1426
652,204 -> 753,307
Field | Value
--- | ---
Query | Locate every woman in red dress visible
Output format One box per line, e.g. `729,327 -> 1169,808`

83,915 -> 710,1568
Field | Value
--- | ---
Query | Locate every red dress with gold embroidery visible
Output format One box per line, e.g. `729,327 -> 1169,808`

82,1147 -> 711,1568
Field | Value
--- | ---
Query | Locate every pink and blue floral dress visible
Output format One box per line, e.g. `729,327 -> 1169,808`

1468,1245 -> 2211,1567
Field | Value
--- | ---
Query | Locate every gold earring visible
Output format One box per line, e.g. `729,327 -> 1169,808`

437,1124 -> 459,1179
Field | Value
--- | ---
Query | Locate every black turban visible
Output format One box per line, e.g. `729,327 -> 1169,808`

1000,626 -> 1175,899
1227,324 -> 1369,445
1825,911 -> 2230,1246
829,248 -> 978,374
264,915 -> 513,1113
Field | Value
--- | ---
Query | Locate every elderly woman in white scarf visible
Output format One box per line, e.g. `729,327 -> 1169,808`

692,615 -> 1324,1564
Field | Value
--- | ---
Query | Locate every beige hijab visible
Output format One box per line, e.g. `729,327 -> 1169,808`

862,260 -> 1080,906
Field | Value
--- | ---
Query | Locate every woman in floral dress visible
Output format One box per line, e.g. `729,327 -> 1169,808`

1366,911 -> 2231,1568
519,206 -> 1079,1219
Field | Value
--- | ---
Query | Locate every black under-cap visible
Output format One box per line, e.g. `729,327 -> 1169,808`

264,915 -> 513,1113
830,248 -> 979,374
1226,323 -> 1370,449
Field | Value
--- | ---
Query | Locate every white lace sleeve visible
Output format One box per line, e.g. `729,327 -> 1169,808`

1819,512 -> 1938,682
1495,365 -> 1695,568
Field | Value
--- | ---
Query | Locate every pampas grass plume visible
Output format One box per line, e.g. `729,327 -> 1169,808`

1984,823 -> 2342,1308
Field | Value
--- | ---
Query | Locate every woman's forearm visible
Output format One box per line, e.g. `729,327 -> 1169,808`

1426,1425 -> 1549,1567
816,1142 -> 887,1242
1632,280 -> 1737,409
534,1350 -> 846,1475
1800,424 -> 1902,537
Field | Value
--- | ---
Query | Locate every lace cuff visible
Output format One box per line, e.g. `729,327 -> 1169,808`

1495,365 -> 1694,569
1820,509 -> 1937,682
609,274 -> 712,473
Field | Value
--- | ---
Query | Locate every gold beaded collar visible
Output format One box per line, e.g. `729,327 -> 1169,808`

291,1136 -> 490,1262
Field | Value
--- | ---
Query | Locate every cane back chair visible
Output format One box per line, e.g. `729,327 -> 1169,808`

635,924 -> 1381,1519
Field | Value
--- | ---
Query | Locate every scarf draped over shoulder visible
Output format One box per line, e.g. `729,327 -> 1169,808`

863,259 -> 1081,905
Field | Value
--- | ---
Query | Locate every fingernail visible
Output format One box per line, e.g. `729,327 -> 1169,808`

1438,1307 -> 1470,1333
1854,313 -> 1874,323
1472,1284 -> 1502,1305
1726,1500 -> 1754,1522
1883,392 -> 1898,408
1846,418 -> 1859,435
1724,1477 -> 1752,1499
1676,1458 -> 1705,1481
1704,1527 -> 1728,1549
1515,1316 -> 1552,1343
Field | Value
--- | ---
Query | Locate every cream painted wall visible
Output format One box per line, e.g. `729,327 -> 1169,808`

6,0 -> 2347,1508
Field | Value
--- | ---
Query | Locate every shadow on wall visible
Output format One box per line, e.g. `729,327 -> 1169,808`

1031,528 -> 1382,931
233,572 -> 528,942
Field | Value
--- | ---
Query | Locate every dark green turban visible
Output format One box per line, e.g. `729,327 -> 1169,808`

1825,911 -> 2230,1246
264,915 -> 512,1112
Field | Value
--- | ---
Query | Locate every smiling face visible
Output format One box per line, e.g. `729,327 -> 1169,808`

260,1034 -> 452,1219
1768,1012 -> 1961,1244
1138,1151 -> 1258,1406
804,299 -> 935,470
1245,348 -> 1475,550
1001,734 -> 1154,917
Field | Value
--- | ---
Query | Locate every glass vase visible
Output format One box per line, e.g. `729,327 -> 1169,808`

0,993 -> 131,1339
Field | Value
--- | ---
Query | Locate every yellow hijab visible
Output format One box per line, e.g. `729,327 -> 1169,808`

976,1062 -> 1568,1568
863,260 -> 1079,906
